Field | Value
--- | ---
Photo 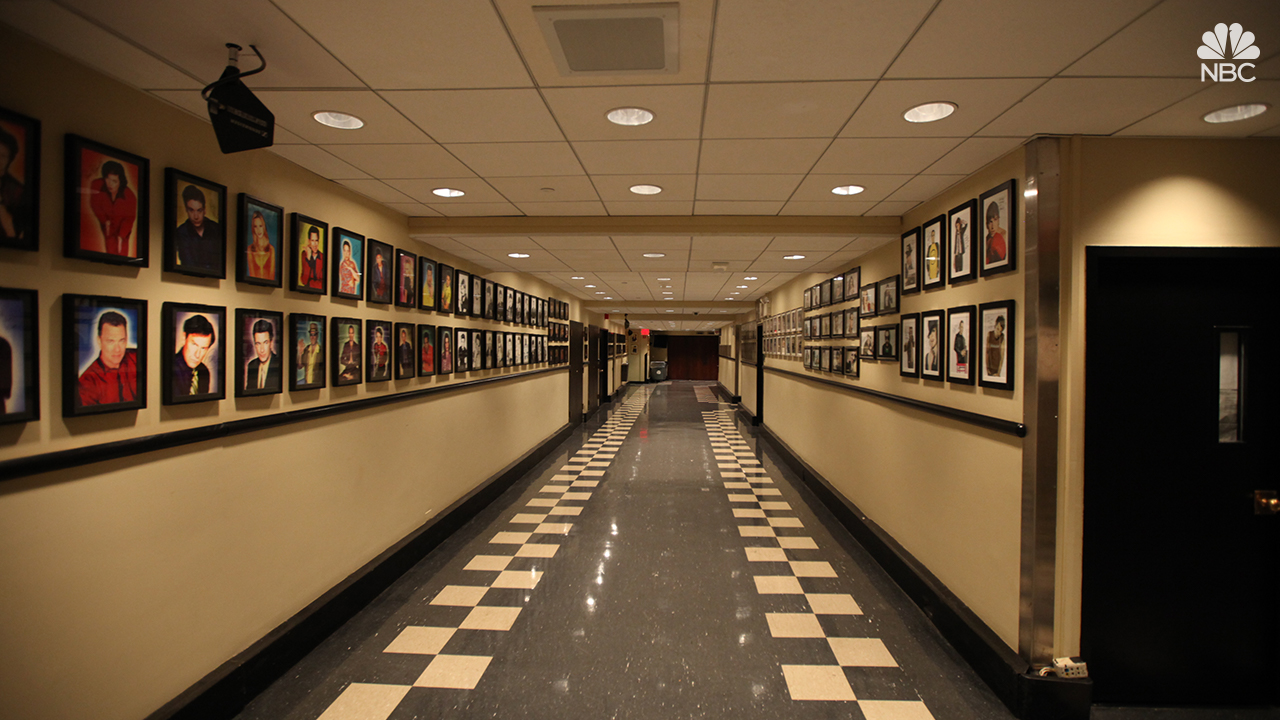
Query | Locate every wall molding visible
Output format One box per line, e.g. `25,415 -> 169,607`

1,366 -> 568,484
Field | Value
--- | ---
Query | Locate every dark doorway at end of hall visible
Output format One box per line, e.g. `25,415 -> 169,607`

657,334 -> 719,381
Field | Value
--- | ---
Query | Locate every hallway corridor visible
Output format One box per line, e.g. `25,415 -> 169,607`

234,382 -> 1013,720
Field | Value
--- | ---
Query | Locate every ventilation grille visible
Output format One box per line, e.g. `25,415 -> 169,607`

535,3 -> 679,76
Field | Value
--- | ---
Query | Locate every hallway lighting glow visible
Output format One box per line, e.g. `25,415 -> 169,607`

312,111 -> 364,129
1203,103 -> 1269,123
830,185 -> 865,195
572,276 -> 585,279
508,253 -> 530,258
658,277 -> 671,280
662,291 -> 673,294
630,184 -> 663,195
642,253 -> 666,258
584,284 -> 596,288
736,285 -> 748,288
744,276 -> 757,280
903,101 -> 956,123
432,187 -> 465,198
783,254 -> 805,260
606,107 -> 654,126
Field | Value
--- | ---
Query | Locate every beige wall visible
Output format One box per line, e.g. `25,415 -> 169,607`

0,28 -> 573,720
739,362 -> 758,415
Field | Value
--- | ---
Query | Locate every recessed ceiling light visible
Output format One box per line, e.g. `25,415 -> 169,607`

831,185 -> 865,196
432,187 -> 465,198
724,297 -> 734,300
784,254 -> 805,260
571,276 -> 585,279
604,296 -> 613,299
606,107 -> 655,126
903,101 -> 957,123
313,111 -> 364,129
1203,103 -> 1269,124
630,184 -> 663,195
736,285 -> 748,288
744,276 -> 757,280
666,309 -> 674,312
662,291 -> 673,294
664,298 -> 674,301
595,291 -> 606,294
643,253 -> 666,258
658,277 -> 671,280
584,284 -> 596,288
508,253 -> 529,258
731,292 -> 740,295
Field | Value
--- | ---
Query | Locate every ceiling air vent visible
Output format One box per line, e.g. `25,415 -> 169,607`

535,3 -> 679,76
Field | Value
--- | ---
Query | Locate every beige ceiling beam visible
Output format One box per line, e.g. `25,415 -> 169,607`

408,215 -> 900,237
581,301 -> 750,310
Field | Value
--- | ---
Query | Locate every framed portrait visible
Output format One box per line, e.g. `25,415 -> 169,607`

471,274 -> 483,317
979,300 -> 1016,390
859,282 -> 877,318
922,214 -> 947,290
418,256 -> 437,311
290,213 -> 328,295
820,346 -> 831,372
948,199 -> 978,284
161,303 -> 226,405
331,228 -> 365,300
366,240 -> 393,304
366,319 -> 392,383
471,329 -> 483,369
844,266 -> 861,305
290,313 -> 326,391
505,333 -> 514,366
844,308 -> 859,339
331,317 -> 362,387
519,292 -> 528,325
899,312 -> 920,378
878,275 -> 900,315
802,346 -> 811,369
820,313 -> 831,339
947,305 -> 976,385
858,330 -> 875,360
482,279 -> 495,320
832,309 -> 844,338
418,325 -> 436,377
454,327 -> 470,372
455,269 -> 471,317
506,287 -> 516,323
803,288 -> 812,310
0,287 -> 39,423
64,294 -> 146,416
486,330 -> 497,368
980,180 -> 1017,277
832,273 -> 845,304
437,262 -> 455,313
497,330 -> 507,367
496,283 -> 507,321
437,325 -> 454,375
920,310 -> 945,381
843,347 -> 859,378
819,280 -> 831,307
876,324 -> 899,362
0,107 -> 39,251
521,333 -> 530,364
64,135 -> 149,266
237,194 -> 283,287
394,322 -> 416,379
803,317 -> 811,339
395,248 -> 417,308
234,308 -> 284,397
901,227 -> 920,295
163,169 -> 226,278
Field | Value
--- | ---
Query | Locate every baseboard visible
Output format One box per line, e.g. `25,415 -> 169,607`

148,422 -> 575,720
753,424 -> 1087,720
712,383 -> 741,404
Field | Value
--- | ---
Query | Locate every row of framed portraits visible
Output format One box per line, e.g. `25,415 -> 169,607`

763,308 -> 803,337
901,180 -> 1017,293
549,321 -> 568,343
803,346 -> 860,377
804,268 -> 903,319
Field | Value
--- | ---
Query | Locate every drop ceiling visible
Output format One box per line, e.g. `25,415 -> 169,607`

4,0 -> 1278,312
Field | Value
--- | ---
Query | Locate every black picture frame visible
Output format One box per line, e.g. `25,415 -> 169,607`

455,269 -> 471,317
237,194 -> 284,287
234,308 -> 284,398
394,322 -> 416,379
820,346 -> 832,372
332,317 -> 362,387
496,330 -> 507,368
901,227 -> 920,295
505,287 -> 515,323
162,302 -> 227,405
948,199 -> 978,284
395,248 -> 417,308
454,327 -> 470,372
64,134 -> 149,266
900,312 -> 920,378
290,313 -> 326,391
860,329 -> 876,360
471,329 -> 483,369
947,305 -> 976,385
819,281 -> 831,307
859,282 -> 878,318
877,275 -> 900,315
920,310 -> 945,381
495,283 -> 507,322
978,300 -> 1016,390
366,320 -> 393,383
922,214 -> 947,290
437,325 -> 454,374
418,256 -> 437,311
876,324 -> 899,362
845,307 -> 859,339
803,288 -> 812,310
163,168 -> 227,279
290,213 -> 328,295
471,274 -> 483,317
331,228 -> 365,300
0,106 -> 40,251
418,324 -> 436,377
820,312 -> 831,338
437,262 -> 455,313
0,287 -> 39,423
832,308 -> 844,338
64,294 -> 147,417
831,273 -> 846,304
979,179 -> 1018,277
366,240 -> 393,304
843,347 -> 859,378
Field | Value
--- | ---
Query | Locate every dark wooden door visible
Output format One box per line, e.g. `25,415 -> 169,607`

1083,248 -> 1279,705
585,325 -> 600,417
666,335 -> 719,380
568,321 -> 583,426
598,330 -> 611,404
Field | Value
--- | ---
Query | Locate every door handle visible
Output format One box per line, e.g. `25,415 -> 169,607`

1255,490 -> 1279,515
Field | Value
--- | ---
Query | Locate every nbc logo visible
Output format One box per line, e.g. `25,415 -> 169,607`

1199,23 -> 1259,82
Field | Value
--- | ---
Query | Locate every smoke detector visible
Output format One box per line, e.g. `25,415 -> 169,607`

535,3 -> 680,77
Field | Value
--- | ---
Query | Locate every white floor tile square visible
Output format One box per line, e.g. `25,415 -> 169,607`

548,506 -> 583,516
754,488 -> 783,496
464,555 -> 513,571
317,683 -> 411,720
460,606 -> 522,631
828,637 -> 898,667
781,665 -> 856,701
724,482 -> 751,489
778,536 -> 819,550
571,480 -> 599,487
561,492 -> 592,500
430,585 -> 489,607
858,700 -> 935,720
768,517 -> 805,527
490,531 -> 533,544
534,523 -> 573,535
806,593 -> 862,615
754,576 -> 804,594
491,569 -> 543,589
790,560 -> 837,577
727,493 -> 758,502
733,508 -> 766,518
579,470 -> 606,476
718,463 -> 741,470
540,485 -> 569,493
766,612 -> 826,638
721,471 -> 746,478
509,513 -> 547,524
384,626 -> 456,655
414,654 -> 492,689
760,501 -> 792,511
739,525 -> 776,537
745,547 -> 789,562
516,543 -> 559,558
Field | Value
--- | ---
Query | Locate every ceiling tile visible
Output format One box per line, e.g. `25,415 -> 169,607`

978,78 -> 1204,136
515,201 -> 609,216
840,79 -> 1043,138
383,203 -> 441,217
533,236 -> 615,250
703,82 -> 873,138
923,137 -> 1025,175
789,174 -> 911,203
687,259 -> 754,272
573,140 -> 700,175
618,253 -> 691,271
690,237 -> 772,260
267,145 -> 370,179
768,236 -> 858,252
748,251 -> 834,271
868,200 -> 921,216
384,89 -> 564,143
699,139 -> 830,174
694,201 -> 785,215
1118,81 -> 1280,137
445,142 -> 585,178
550,249 -> 630,271
603,200 -> 694,215
255,90 -> 432,144
322,144 -> 475,178
386,178 -> 507,204
542,84 -> 706,141
884,175 -> 967,203
886,0 -> 1161,78
592,175 -> 697,202
336,178 -> 416,203
696,175 -> 804,201
427,202 -> 523,217
612,237 -> 693,251
487,176 -> 599,202
779,201 -> 877,216
454,236 -> 539,251
272,0 -> 531,89
812,138 -> 963,175
711,0 -> 935,81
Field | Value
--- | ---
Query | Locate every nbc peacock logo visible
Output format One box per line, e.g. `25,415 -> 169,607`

1199,23 -> 1259,82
